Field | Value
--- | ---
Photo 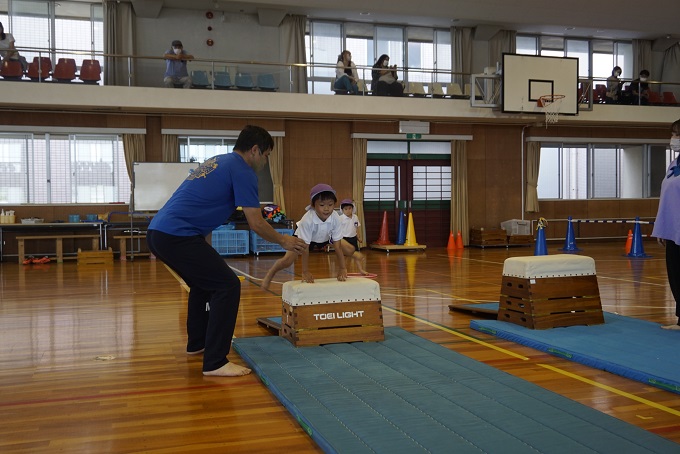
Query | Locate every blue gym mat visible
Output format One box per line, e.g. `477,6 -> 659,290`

233,327 -> 677,453
471,312 -> 680,395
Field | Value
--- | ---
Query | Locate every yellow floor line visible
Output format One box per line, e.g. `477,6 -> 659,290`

538,363 -> 680,417
382,305 -> 529,360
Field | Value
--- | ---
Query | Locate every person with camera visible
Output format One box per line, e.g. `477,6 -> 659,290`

371,54 -> 404,97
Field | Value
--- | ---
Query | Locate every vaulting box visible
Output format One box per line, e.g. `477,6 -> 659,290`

281,278 -> 384,347
498,255 -> 604,330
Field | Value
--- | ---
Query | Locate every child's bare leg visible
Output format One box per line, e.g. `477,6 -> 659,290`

262,251 -> 297,290
352,251 -> 367,274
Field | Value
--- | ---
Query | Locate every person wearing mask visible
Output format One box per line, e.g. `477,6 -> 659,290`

630,69 -> 650,105
333,50 -> 359,95
371,54 -> 403,97
163,40 -> 194,88
605,66 -> 622,103
654,119 -> 680,330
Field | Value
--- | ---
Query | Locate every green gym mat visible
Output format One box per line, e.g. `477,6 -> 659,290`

233,327 -> 677,453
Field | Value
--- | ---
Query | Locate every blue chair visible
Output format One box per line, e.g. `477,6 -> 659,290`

213,71 -> 232,89
257,73 -> 278,91
235,72 -> 255,90
191,70 -> 210,88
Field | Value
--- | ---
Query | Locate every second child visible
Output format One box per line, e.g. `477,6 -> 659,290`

338,198 -> 368,275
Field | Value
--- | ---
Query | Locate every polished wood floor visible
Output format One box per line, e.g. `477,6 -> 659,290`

1,242 -> 679,452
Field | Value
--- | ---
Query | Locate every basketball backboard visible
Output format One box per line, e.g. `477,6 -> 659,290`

501,53 -> 579,116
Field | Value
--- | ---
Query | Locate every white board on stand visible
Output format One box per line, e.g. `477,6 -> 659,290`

132,162 -> 198,211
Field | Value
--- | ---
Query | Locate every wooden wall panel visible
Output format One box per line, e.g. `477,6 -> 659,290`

145,116 -> 162,162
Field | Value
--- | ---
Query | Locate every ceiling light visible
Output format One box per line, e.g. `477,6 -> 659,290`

565,27 -> 575,31
359,12 -> 370,16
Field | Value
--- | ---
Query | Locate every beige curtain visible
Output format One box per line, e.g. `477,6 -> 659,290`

104,1 -> 136,86
122,134 -> 146,182
489,30 -> 517,68
525,141 -> 541,213
450,140 -> 469,245
161,135 -> 179,162
632,39 -> 652,77
269,136 -> 287,214
352,138 -> 368,247
452,27 -> 473,87
280,15 -> 308,93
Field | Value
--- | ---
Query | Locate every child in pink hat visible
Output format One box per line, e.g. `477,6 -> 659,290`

262,184 -> 348,289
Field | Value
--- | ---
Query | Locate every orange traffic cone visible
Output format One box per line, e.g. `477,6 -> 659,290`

455,231 -> 464,249
624,229 -> 632,254
374,210 -> 392,245
447,231 -> 456,250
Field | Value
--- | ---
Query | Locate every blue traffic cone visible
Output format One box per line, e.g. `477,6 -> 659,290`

396,211 -> 406,245
627,217 -> 649,258
559,216 -> 581,252
534,225 -> 548,256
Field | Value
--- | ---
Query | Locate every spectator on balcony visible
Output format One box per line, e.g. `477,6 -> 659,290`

334,50 -> 358,95
605,66 -> 623,103
371,54 -> 404,97
0,22 -> 26,71
630,69 -> 650,105
163,39 -> 194,88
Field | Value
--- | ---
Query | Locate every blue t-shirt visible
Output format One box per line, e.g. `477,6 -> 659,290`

164,49 -> 189,78
149,153 -> 259,236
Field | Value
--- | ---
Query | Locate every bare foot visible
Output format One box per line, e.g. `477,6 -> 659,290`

203,362 -> 252,376
661,324 -> 680,330
261,273 -> 273,290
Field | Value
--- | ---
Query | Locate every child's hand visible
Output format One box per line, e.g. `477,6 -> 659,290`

302,271 -> 314,283
337,268 -> 347,282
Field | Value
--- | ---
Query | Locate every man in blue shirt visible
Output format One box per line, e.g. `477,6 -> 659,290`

163,39 -> 194,88
147,125 -> 306,377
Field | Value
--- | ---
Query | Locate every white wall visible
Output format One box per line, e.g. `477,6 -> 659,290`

134,8 -> 282,88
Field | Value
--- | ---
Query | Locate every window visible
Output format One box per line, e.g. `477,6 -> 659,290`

7,0 -> 103,71
537,142 -> 670,200
0,133 -> 128,204
178,136 -> 274,203
306,20 -> 452,94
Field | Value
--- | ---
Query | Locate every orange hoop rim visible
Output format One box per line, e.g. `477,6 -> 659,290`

537,94 -> 566,107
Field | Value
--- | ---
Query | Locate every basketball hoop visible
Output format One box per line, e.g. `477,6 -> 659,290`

538,94 -> 565,128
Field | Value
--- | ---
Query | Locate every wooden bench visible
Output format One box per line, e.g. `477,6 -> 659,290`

17,235 -> 100,264
113,234 -> 152,261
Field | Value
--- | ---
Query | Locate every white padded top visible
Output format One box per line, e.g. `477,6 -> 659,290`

502,254 -> 596,278
282,278 -> 381,306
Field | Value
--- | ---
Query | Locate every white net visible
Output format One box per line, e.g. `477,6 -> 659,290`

540,95 -> 564,127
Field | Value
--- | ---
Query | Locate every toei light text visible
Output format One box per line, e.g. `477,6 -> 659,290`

313,310 -> 365,321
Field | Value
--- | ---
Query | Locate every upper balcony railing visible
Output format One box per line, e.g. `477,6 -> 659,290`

3,47 -> 680,110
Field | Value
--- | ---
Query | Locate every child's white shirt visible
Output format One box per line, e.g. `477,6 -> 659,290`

295,210 -> 344,244
339,213 -> 360,238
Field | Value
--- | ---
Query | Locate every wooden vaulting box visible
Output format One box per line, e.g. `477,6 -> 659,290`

498,255 -> 604,330
281,278 -> 384,347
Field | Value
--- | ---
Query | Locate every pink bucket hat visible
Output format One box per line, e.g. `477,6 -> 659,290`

340,198 -> 355,209
306,183 -> 336,211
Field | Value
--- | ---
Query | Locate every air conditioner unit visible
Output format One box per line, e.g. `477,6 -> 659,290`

399,121 -> 430,134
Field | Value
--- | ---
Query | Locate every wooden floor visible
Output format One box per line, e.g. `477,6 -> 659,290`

1,242 -> 679,452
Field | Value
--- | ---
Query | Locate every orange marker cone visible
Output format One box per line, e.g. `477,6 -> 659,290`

404,213 -> 418,246
455,231 -> 464,249
374,210 -> 392,245
624,229 -> 633,254
447,231 -> 456,250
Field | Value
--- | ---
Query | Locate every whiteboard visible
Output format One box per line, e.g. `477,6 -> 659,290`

132,162 -> 199,211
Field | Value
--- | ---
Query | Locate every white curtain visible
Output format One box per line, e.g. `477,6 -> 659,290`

279,15 -> 308,93
269,136 -> 287,215
450,140 -> 469,245
352,138 -> 368,247
632,39 -> 652,77
489,30 -> 516,69
104,1 -> 136,86
525,142 -> 541,213
660,43 -> 680,98
452,27 -> 473,87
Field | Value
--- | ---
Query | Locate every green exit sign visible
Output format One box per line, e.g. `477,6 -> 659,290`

406,133 -> 422,139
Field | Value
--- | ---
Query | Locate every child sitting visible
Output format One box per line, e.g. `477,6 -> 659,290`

338,198 -> 367,275
261,184 -> 348,289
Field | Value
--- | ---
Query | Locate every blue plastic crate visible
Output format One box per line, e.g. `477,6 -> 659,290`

250,228 -> 293,255
212,227 -> 249,256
